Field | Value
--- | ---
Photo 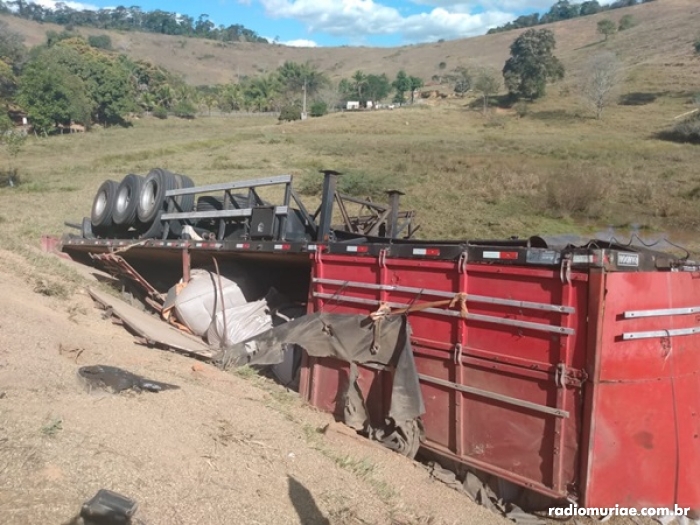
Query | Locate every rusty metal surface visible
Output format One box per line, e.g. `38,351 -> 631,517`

90,252 -> 166,309
88,287 -> 214,360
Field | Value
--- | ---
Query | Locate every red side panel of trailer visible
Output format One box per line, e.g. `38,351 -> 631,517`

301,254 -> 588,500
301,255 -> 700,509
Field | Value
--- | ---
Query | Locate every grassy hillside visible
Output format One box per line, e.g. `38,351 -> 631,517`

2,0 -> 699,89
1,0 -> 699,284
1,90 -> 698,247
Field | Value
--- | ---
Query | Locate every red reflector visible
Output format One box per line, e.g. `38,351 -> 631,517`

235,243 -> 251,249
501,251 -> 518,260
274,244 -> 291,250
346,245 -> 369,253
412,248 -> 440,256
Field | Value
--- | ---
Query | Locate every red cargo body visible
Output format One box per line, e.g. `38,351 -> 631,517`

300,254 -> 700,509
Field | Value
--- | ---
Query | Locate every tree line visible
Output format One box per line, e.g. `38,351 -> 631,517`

0,1 -> 267,44
0,19 -> 432,132
487,0 -> 655,35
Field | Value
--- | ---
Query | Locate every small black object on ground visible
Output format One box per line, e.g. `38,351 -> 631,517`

78,365 -> 180,394
80,489 -> 138,525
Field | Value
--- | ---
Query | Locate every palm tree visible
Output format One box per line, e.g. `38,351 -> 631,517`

218,84 -> 242,113
242,74 -> 281,112
277,61 -> 329,103
352,70 -> 367,102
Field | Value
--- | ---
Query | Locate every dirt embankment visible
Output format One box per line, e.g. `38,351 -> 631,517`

0,258 -> 507,525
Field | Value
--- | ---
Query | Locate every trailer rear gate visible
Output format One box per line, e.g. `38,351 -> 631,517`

301,252 -> 700,509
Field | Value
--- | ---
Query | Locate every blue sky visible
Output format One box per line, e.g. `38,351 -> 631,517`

29,0 -> 608,47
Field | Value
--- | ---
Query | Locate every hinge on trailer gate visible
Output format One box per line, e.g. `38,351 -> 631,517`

554,363 -> 586,388
379,248 -> 387,268
560,257 -> 572,285
555,363 -> 567,388
458,252 -> 468,274
453,343 -> 463,365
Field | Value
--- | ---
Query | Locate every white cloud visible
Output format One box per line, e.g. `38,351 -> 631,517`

28,0 -> 99,10
259,0 -> 515,43
282,38 -> 319,47
411,0 -> 555,10
411,0 -> 616,11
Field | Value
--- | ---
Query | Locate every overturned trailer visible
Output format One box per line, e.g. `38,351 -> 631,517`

57,168 -> 700,512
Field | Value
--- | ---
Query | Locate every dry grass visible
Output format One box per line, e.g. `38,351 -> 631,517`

1,87 -> 700,262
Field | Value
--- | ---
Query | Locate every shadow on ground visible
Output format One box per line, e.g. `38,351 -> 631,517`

289,476 -> 331,525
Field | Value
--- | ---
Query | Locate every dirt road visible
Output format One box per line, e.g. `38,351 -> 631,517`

0,257 -> 508,525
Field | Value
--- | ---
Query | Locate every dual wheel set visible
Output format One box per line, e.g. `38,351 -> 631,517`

89,168 -> 196,239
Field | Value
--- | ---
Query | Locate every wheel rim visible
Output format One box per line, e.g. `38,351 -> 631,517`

140,179 -> 157,213
95,190 -> 108,217
116,186 -> 130,214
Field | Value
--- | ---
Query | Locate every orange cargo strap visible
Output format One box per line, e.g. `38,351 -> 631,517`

370,293 -> 468,320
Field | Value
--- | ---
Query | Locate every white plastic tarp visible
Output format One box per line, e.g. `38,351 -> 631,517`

173,267 -> 263,336
206,299 -> 274,348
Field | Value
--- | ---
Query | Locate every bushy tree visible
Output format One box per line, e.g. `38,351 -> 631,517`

451,67 -> 472,97
173,99 -> 196,119
338,71 -> 390,107
18,58 -> 92,134
17,39 -> 136,130
618,15 -> 635,31
0,21 -> 25,105
474,69 -> 501,113
502,29 -> 564,100
46,30 -> 78,48
392,70 -> 423,104
0,21 -> 26,67
597,19 -> 617,41
545,0 -> 580,22
0,59 -> 16,106
88,34 -> 112,49
310,100 -> 327,117
579,1 -> 602,15
279,105 -> 301,121
365,74 -> 391,106
152,105 -> 168,119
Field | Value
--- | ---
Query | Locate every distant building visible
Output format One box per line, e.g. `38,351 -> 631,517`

346,101 -> 360,110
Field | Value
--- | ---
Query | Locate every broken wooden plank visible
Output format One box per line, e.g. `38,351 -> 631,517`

88,287 -> 215,360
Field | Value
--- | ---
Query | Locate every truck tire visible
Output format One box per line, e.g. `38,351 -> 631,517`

137,168 -> 175,224
181,175 -> 195,213
196,196 -> 224,212
138,210 -> 163,239
113,174 -> 143,226
162,171 -> 194,238
81,217 -> 95,239
91,179 -> 119,229
161,171 -> 195,212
